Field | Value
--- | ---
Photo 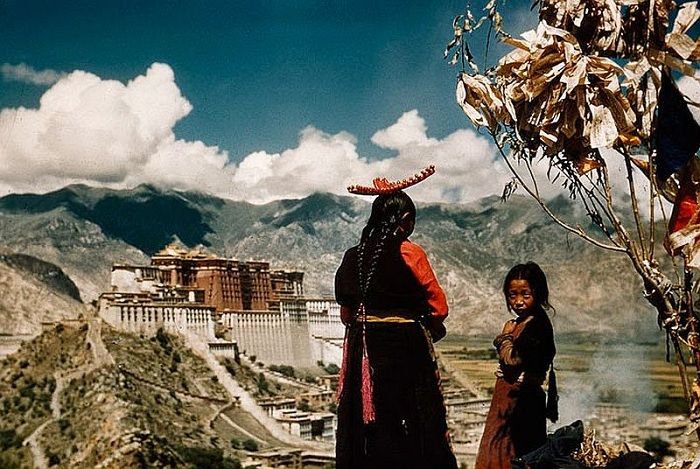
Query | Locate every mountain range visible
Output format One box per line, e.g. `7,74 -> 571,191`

0,184 -> 660,338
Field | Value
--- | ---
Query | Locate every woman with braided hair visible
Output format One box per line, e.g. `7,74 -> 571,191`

334,168 -> 457,469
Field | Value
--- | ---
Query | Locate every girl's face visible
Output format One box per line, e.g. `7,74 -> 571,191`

506,279 -> 536,317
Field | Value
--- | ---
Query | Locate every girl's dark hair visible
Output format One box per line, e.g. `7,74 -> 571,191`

357,191 -> 416,298
503,262 -> 553,311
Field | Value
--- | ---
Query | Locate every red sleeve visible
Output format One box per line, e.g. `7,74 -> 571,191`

340,306 -> 353,325
400,241 -> 449,319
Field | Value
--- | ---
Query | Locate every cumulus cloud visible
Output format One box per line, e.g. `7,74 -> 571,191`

1,63 -> 65,86
0,62 -> 515,203
230,112 -> 511,204
371,109 -> 429,149
0,63 -> 233,194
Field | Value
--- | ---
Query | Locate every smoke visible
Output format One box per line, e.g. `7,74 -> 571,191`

554,340 -> 659,430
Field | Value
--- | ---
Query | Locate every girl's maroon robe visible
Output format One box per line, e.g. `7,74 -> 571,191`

475,308 -> 555,469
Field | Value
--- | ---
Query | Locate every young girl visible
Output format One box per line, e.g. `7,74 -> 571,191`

475,262 -> 557,469
335,177 -> 457,468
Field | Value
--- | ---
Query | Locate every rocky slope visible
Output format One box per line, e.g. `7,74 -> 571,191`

0,250 -> 87,335
0,321 -> 297,468
0,185 -> 660,338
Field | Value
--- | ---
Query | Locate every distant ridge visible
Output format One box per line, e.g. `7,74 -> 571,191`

0,184 -> 214,254
0,185 -> 656,338
0,252 -> 81,302
0,249 -> 85,334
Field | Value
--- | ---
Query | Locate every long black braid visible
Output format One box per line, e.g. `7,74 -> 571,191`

356,191 -> 416,306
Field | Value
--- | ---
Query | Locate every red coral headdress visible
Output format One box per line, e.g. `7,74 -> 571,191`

347,165 -> 436,195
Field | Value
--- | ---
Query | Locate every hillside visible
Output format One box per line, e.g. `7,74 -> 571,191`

0,250 -> 86,335
0,320 -> 314,468
0,185 -> 659,338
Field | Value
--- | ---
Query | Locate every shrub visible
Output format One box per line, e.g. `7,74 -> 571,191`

298,399 -> 310,412
47,452 -> 60,466
58,418 -> 70,432
242,439 -> 259,452
178,445 -> 241,469
269,365 -> 296,378
155,328 -> 172,354
223,360 -> 236,377
256,373 -> 269,395
0,429 -> 21,450
20,385 -> 35,400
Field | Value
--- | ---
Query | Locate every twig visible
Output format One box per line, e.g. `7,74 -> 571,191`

619,146 -> 648,259
491,132 -> 626,252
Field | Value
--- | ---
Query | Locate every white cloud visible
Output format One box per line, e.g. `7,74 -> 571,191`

678,75 -> 700,125
0,63 -> 216,193
0,63 -> 514,204
371,109 -> 429,149
229,111 -> 511,204
1,63 -> 65,86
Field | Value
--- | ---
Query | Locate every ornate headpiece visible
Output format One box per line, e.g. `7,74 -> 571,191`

347,165 -> 436,195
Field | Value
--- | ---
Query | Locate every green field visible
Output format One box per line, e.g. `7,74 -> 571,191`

438,333 -> 692,415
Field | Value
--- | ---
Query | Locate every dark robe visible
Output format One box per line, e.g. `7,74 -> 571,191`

475,308 -> 556,469
334,240 -> 457,469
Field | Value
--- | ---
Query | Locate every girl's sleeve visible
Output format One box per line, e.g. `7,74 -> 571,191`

495,316 -> 553,367
494,333 -> 521,366
494,320 -> 521,366
400,241 -> 449,319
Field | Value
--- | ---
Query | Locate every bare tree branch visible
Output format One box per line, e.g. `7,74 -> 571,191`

491,132 -> 627,253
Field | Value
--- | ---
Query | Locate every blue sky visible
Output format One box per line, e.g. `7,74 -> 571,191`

0,0 -> 535,202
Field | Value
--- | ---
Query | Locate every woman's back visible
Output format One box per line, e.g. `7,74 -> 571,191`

335,241 -> 430,316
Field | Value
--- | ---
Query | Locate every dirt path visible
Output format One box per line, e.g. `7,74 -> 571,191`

86,317 -> 115,367
208,402 -> 269,445
24,318 -> 116,468
184,332 -> 333,452
22,421 -> 50,469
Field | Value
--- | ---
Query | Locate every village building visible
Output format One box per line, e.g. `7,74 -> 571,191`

272,409 -> 336,442
243,448 -> 335,469
298,389 -> 335,408
639,415 -> 689,442
259,397 -> 297,418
